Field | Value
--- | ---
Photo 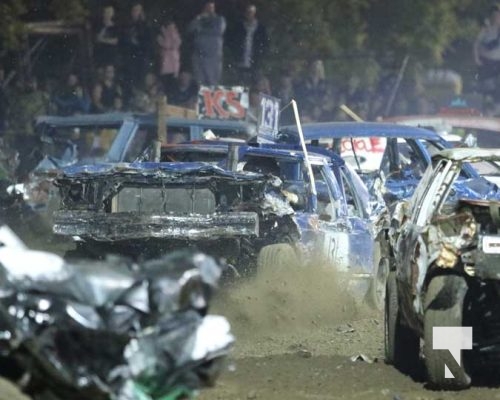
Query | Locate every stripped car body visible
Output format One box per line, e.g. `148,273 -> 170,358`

53,144 -> 384,305
386,148 -> 500,388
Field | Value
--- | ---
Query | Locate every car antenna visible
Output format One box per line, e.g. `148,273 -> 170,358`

339,104 -> 363,171
291,100 -> 317,196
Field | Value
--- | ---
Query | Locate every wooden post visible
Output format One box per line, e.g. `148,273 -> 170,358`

155,95 -> 168,162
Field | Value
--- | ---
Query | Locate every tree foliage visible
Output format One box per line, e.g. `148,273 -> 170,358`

0,0 -> 494,89
251,0 -> 490,66
0,0 -> 28,50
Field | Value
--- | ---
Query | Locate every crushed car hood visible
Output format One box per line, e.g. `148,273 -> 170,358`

53,161 -> 295,242
58,161 -> 266,181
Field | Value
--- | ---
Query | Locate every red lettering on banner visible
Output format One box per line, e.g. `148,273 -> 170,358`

342,139 -> 352,152
226,91 -> 246,119
370,137 -> 385,152
202,90 -> 228,118
340,137 -> 385,153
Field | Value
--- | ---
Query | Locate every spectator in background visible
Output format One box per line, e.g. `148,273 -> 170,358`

8,78 -> 50,137
295,59 -> 331,121
254,74 -> 271,95
157,20 -> 182,96
91,65 -> 122,112
188,1 -> 226,86
90,84 -> 105,113
276,74 -> 295,124
113,96 -> 124,112
229,4 -> 269,84
474,5 -> 500,100
53,73 -> 90,116
93,5 -> 119,68
121,2 -> 153,96
130,72 -> 161,112
246,75 -> 272,122
169,71 -> 199,109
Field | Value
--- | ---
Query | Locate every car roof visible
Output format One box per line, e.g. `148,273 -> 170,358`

36,113 -> 256,133
242,146 -> 331,164
280,122 -> 441,140
161,142 -> 340,165
433,148 -> 500,162
161,143 -> 231,154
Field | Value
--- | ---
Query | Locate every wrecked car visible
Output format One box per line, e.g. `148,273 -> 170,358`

385,148 -> 500,389
0,225 -> 233,400
34,112 -> 256,169
52,144 -> 385,308
278,122 -> 482,208
387,113 -> 500,186
23,113 -> 256,214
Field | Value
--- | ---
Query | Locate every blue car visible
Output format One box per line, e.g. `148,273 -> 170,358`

53,143 -> 385,308
278,122 -> 482,206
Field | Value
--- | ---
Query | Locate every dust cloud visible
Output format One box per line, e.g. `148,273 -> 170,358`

212,260 -> 374,359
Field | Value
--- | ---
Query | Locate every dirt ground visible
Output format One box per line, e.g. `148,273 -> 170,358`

200,265 -> 500,400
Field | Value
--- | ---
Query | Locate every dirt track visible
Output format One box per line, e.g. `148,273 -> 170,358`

201,265 -> 500,400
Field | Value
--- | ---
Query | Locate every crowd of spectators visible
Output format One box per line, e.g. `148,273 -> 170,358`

3,1 -> 500,139
0,0 -> 276,137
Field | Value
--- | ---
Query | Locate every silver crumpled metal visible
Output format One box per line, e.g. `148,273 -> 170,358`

0,226 -> 234,400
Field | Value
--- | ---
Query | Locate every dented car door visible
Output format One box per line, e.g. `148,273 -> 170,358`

314,162 -> 374,279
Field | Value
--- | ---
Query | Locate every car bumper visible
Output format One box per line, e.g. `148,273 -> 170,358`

53,210 -> 259,241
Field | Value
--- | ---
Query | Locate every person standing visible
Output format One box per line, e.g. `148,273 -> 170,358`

157,20 -> 182,96
188,1 -> 226,86
294,60 -> 331,121
121,2 -> 153,96
93,5 -> 119,68
229,4 -> 269,84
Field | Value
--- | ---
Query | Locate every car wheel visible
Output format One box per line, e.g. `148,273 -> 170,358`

385,271 -> 420,373
367,243 -> 387,310
423,275 -> 471,389
257,243 -> 298,271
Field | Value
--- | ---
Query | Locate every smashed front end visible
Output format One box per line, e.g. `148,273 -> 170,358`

53,163 -> 297,263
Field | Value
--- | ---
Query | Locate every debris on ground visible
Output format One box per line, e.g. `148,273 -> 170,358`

350,353 -> 377,363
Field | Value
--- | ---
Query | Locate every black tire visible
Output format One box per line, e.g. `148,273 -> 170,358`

384,271 -> 420,373
257,243 -> 298,271
367,243 -> 387,310
423,275 -> 471,390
